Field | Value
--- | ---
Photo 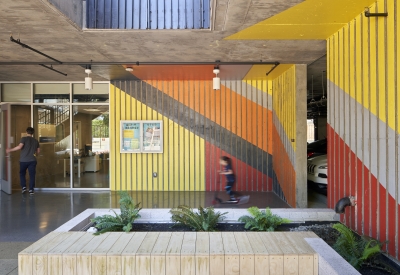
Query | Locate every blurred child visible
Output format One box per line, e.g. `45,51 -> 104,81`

218,156 -> 237,202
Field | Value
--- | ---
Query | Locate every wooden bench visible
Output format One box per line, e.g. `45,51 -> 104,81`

19,231 -> 319,275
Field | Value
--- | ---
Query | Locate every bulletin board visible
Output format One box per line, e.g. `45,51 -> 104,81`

120,120 -> 163,153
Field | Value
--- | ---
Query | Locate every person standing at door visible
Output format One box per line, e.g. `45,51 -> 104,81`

6,127 -> 40,195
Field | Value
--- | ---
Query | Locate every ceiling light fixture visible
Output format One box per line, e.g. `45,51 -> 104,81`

85,65 -> 93,90
125,67 -> 133,72
213,66 -> 220,90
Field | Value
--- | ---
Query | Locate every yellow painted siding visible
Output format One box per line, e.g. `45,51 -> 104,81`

110,77 -> 274,193
271,64 -> 306,207
398,0 -> 400,132
109,84 -> 206,191
225,0 -> 376,40
272,65 -> 296,152
327,0 -> 400,260
328,0 -> 398,133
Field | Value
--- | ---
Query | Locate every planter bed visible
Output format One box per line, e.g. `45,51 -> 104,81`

18,208 -> 367,275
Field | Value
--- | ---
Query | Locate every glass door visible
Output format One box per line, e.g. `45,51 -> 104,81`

33,105 -> 71,188
0,104 -> 12,194
72,105 -> 109,188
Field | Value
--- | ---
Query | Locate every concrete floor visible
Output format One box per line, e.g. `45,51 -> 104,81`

0,189 -> 326,274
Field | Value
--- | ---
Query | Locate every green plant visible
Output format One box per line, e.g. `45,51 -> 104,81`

238,207 -> 290,231
91,191 -> 141,235
169,205 -> 227,231
333,223 -> 383,270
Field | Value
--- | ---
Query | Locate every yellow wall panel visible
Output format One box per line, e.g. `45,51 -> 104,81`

327,39 -> 333,90
338,28 -> 344,94
178,126 -> 185,190
387,0 -> 395,128
148,154 -> 154,190
377,2 -> 387,123
361,14 -> 370,110
173,122 -> 179,190
188,131 -> 197,191
110,84 -> 116,190
271,64 -> 306,207
355,15 -> 363,104
115,85 -> 121,190
343,24 -> 350,100
226,0 -> 376,40
370,5 -> 378,117
349,21 -> 355,100
120,91 -> 127,190
398,0 -> 400,131
168,120 -> 175,190
199,139 -> 205,191
272,65 -> 296,152
110,85 -> 206,191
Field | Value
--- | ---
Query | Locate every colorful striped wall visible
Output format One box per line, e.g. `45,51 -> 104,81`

109,78 -> 275,194
271,65 -> 307,207
327,0 -> 400,259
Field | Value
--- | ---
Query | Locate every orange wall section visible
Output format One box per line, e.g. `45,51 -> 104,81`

145,80 -> 273,155
110,78 -> 274,193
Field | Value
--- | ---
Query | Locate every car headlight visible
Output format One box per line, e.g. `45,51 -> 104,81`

319,165 -> 328,169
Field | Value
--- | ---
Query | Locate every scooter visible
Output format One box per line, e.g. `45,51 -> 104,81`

212,193 -> 250,205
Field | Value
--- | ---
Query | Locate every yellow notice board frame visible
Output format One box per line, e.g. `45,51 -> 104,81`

120,120 -> 163,153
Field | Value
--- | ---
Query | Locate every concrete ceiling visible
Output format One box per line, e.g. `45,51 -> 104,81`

0,0 -> 329,97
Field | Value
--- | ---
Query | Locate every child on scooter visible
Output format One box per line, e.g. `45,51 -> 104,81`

218,156 -> 237,202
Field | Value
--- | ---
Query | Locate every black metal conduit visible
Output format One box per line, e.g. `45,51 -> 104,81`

7,36 -> 281,76
10,36 -> 63,64
266,62 -> 280,76
0,61 -> 281,66
39,64 -> 68,76
10,35 -> 68,76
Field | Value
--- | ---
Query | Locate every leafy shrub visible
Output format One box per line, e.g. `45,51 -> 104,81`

238,207 -> 290,231
91,191 -> 141,235
170,205 -> 227,231
333,223 -> 383,270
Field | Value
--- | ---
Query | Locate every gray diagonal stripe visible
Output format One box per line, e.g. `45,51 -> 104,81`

112,80 -> 273,177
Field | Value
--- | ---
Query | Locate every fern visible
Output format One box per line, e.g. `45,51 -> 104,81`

170,205 -> 227,231
238,207 -> 290,231
91,191 -> 141,235
333,223 -> 383,270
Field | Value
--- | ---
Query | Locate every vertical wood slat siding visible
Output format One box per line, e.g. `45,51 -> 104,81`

109,79 -> 273,193
327,0 -> 399,260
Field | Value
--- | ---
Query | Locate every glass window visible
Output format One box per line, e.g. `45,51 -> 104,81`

33,83 -> 70,103
1,83 -> 31,102
73,83 -> 109,102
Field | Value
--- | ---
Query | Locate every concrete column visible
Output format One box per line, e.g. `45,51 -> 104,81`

295,64 -> 307,208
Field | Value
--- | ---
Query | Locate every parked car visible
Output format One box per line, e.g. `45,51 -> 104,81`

307,138 -> 327,158
307,154 -> 327,193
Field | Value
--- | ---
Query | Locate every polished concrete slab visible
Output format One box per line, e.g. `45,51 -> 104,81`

0,190 -> 293,242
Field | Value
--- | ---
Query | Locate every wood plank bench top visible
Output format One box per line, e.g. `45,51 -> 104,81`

19,231 -> 319,275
